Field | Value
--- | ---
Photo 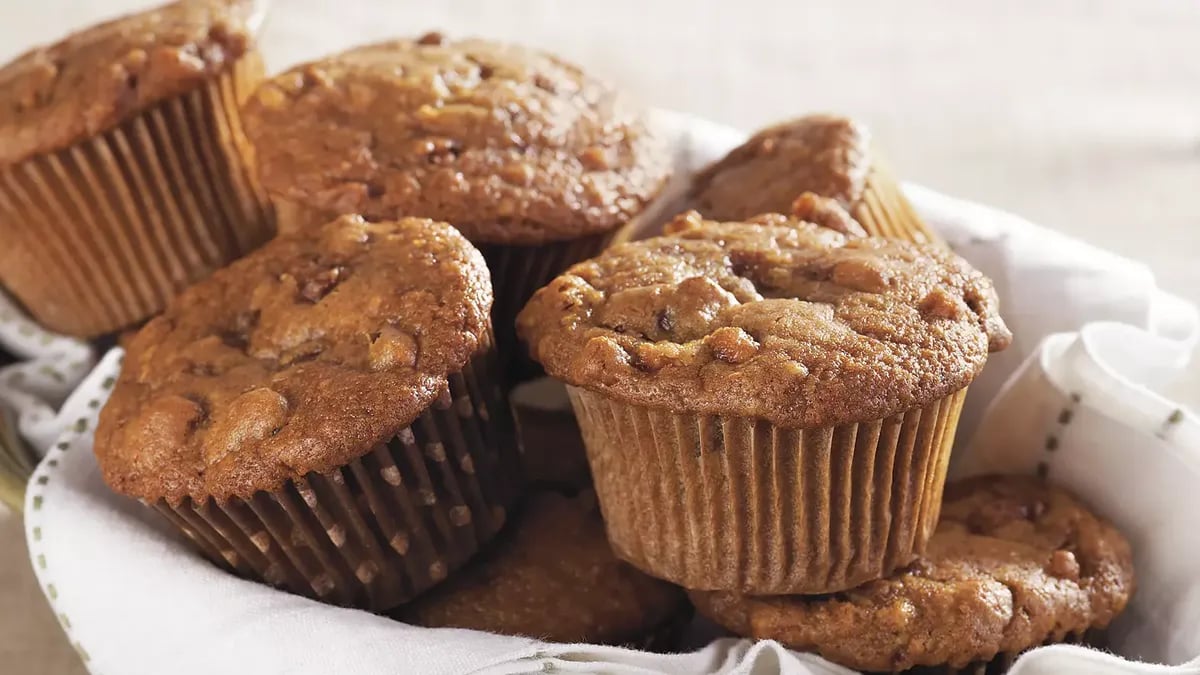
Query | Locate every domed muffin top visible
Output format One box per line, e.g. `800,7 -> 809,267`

95,215 -> 493,503
518,212 -> 1010,427
242,33 -> 670,245
687,114 -> 870,221
0,0 -> 256,166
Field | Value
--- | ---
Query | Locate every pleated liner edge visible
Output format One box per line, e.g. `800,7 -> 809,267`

0,54 -> 273,337
154,344 -> 524,612
567,386 -> 968,595
852,157 -> 940,246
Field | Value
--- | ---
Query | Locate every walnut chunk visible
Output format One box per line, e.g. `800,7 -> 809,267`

1047,549 -> 1081,581
369,326 -> 419,371
831,256 -> 891,293
499,162 -> 534,186
201,388 -> 289,466
662,210 -> 705,235
790,192 -> 867,237
299,266 -> 346,303
634,341 -> 684,371
706,326 -> 759,364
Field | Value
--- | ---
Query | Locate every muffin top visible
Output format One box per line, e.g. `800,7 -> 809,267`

687,115 -> 870,221
689,475 -> 1136,672
95,215 -> 492,504
517,212 -> 1010,427
242,33 -> 669,246
399,490 -> 685,644
0,0 -> 255,167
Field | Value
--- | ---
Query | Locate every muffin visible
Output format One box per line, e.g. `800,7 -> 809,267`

94,215 -> 522,611
241,33 -> 671,373
517,212 -> 1011,594
510,377 -> 592,488
687,115 -> 937,244
690,475 -> 1136,673
0,0 -> 272,337
399,490 -> 688,647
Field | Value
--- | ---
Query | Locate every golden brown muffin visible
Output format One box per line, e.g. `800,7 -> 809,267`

401,491 -> 687,646
690,475 -> 1136,673
688,115 -> 936,244
0,0 -> 272,336
95,215 -> 522,611
241,32 -> 671,373
517,213 -> 1010,595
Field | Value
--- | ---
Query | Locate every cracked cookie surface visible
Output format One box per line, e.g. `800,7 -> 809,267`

689,475 -> 1136,672
0,0 -> 254,166
95,215 -> 492,503
517,213 -> 1010,427
242,33 -> 670,245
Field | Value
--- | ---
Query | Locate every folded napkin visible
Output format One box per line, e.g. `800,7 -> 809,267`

11,110 -> 1200,675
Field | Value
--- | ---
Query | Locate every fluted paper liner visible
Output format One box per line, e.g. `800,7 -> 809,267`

567,387 -> 967,594
155,346 -> 523,612
852,157 -> 939,245
0,55 -> 273,337
478,232 -> 616,381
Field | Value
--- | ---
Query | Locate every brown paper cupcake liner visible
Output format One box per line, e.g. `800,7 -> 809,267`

475,231 -> 618,382
851,158 -> 939,245
903,629 -> 1103,675
0,55 -> 272,337
154,344 -> 523,612
567,387 -> 967,595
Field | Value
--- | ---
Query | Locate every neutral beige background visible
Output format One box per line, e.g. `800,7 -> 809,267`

2,1 -> 1198,672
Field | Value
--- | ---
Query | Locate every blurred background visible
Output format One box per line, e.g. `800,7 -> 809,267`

2,1 -> 1198,672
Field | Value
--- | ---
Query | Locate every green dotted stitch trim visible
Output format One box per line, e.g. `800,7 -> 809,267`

29,437 -> 90,667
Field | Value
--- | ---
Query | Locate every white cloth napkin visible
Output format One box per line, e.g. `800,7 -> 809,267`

10,110 -> 1200,675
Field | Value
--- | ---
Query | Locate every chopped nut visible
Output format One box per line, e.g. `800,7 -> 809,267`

831,256 -> 890,293
368,325 -> 419,371
707,326 -> 759,364
790,192 -> 867,237
578,146 -> 610,170
299,266 -> 345,303
1047,549 -> 1081,581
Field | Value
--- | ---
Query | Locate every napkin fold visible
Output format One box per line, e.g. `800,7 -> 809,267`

10,110 -> 1200,675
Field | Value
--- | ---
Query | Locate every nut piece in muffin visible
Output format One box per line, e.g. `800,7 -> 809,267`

95,215 -> 521,611
0,0 -> 272,336
400,490 -> 688,647
517,212 -> 1010,594
241,32 -> 672,373
690,475 -> 1136,673
687,114 -> 936,243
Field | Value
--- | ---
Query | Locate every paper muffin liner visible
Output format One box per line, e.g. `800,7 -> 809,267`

153,343 -> 523,612
567,386 -> 967,594
851,158 -> 939,245
0,55 -> 272,338
903,629 -> 1102,675
475,232 -> 619,382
